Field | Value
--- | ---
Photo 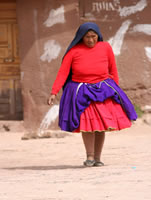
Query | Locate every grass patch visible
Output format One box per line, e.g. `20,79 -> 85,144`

134,104 -> 144,118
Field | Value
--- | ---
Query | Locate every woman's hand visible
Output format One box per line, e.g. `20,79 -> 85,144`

47,94 -> 56,105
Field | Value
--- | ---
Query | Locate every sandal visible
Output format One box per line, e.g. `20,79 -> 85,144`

94,161 -> 104,167
83,160 -> 95,167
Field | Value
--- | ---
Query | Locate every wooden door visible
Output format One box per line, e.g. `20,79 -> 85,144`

0,0 -> 23,120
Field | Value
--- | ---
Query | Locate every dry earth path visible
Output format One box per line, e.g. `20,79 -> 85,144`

0,119 -> 151,200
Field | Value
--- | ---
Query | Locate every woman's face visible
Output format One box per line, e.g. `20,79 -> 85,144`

83,30 -> 98,48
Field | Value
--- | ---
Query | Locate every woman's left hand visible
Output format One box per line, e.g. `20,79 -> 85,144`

47,94 -> 56,105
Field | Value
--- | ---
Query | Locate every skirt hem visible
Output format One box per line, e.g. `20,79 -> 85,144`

74,125 -> 132,133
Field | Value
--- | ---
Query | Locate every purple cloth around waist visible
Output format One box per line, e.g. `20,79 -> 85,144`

59,78 -> 137,132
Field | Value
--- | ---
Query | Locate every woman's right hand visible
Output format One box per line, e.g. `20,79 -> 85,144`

47,94 -> 56,105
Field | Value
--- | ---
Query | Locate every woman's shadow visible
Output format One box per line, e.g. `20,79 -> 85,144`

3,165 -> 85,171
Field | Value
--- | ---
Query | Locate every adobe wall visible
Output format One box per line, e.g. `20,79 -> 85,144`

80,0 -> 151,105
17,0 -> 79,131
17,0 -> 151,132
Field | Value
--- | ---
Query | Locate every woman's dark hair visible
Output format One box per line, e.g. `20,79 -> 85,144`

78,29 -> 98,44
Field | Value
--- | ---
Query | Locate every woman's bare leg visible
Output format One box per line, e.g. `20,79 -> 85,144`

82,132 -> 95,161
94,131 -> 105,162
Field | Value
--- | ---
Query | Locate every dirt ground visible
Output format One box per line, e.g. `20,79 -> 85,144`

0,118 -> 151,200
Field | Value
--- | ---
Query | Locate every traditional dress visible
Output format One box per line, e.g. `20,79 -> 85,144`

51,22 -> 137,133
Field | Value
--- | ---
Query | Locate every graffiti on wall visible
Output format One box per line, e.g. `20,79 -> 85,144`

83,0 -> 150,58
132,24 -> 151,36
108,21 -> 151,57
100,0 -> 150,59
40,40 -> 61,63
131,24 -> 151,62
38,5 -> 65,135
40,5 -> 65,63
92,0 -> 147,17
92,0 -> 120,12
118,0 -> 147,17
108,20 -> 132,56
44,5 -> 65,28
38,104 -> 59,136
145,47 -> 151,62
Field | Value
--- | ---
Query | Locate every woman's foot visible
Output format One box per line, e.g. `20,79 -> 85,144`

94,161 -> 104,167
83,159 -> 95,167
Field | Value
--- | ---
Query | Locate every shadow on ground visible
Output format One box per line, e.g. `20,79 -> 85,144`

2,165 -> 86,170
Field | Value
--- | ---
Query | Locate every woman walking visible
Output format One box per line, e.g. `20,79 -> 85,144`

48,22 -> 137,167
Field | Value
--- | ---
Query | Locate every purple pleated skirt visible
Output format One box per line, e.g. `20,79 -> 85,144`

59,79 -> 137,132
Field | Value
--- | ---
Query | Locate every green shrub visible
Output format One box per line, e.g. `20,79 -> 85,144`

134,104 -> 144,118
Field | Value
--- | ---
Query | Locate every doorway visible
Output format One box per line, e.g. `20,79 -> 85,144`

0,0 -> 23,120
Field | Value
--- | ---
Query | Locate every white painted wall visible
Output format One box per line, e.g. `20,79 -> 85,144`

40,40 -> 61,63
145,47 -> 151,62
44,5 -> 65,27
38,105 -> 59,136
108,20 -> 132,56
132,24 -> 151,36
39,5 -> 66,133
119,0 -> 147,17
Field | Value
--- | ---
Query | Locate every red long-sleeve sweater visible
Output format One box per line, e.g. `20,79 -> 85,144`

51,41 -> 119,95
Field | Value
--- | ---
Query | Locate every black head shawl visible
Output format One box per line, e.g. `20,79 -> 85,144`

63,22 -> 103,89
